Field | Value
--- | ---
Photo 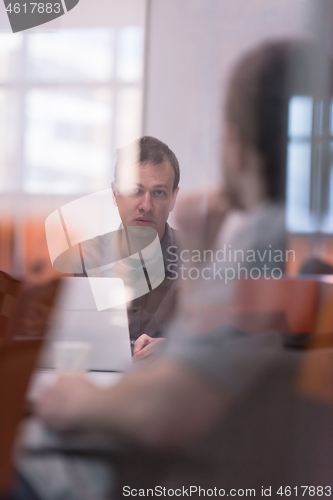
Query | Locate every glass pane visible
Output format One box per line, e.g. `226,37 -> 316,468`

26,29 -> 115,82
0,89 -> 22,190
288,96 -> 313,138
116,26 -> 144,83
322,143 -> 333,233
115,87 -> 142,149
286,142 -> 314,233
23,87 -> 113,194
330,100 -> 333,135
0,33 -> 24,81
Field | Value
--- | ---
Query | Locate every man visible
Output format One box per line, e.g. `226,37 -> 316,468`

13,41 -> 333,499
78,136 -> 180,360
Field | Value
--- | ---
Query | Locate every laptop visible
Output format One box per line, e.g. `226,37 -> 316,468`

38,277 -> 132,372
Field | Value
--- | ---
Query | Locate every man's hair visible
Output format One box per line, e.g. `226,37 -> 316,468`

226,40 -> 322,202
115,136 -> 180,192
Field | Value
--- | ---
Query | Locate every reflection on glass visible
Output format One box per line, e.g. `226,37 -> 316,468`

0,89 -> 21,191
322,143 -> 333,233
115,88 -> 142,149
330,100 -> 333,135
26,29 -> 115,82
0,25 -> 144,195
286,143 -> 313,233
288,96 -> 313,138
116,27 -> 144,83
24,88 -> 113,194
286,96 -> 314,233
0,34 -> 24,81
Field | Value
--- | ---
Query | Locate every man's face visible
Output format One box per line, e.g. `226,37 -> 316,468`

113,160 -> 179,240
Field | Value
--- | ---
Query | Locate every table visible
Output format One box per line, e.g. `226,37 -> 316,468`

28,370 -> 124,402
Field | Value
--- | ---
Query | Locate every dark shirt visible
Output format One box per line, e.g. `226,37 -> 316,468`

77,223 -> 179,342
127,224 -> 179,342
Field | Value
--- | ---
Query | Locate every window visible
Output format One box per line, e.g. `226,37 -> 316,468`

0,26 -> 144,194
286,95 -> 333,234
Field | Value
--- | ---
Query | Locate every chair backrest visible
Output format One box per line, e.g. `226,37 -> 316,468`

314,276 -> 333,336
0,274 -> 60,494
0,271 -> 21,344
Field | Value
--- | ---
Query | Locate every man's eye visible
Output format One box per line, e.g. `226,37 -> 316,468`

155,190 -> 165,196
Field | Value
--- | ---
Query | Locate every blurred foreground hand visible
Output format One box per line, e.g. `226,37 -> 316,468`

35,376 -> 99,432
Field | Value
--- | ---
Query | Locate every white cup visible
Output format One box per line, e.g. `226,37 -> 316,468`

53,341 -> 91,375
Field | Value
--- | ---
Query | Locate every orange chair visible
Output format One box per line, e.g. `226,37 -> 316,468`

182,277 -> 320,336
0,274 -> 60,495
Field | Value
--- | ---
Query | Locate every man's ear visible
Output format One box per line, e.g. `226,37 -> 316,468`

111,182 -> 118,207
169,187 -> 179,212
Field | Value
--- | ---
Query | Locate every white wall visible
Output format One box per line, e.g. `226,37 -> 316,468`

144,0 -> 316,194
0,0 -> 315,195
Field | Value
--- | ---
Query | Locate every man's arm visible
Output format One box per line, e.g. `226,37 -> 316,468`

35,360 -> 227,449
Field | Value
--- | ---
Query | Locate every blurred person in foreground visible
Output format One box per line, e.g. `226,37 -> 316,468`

11,41 -> 333,499
175,40 -> 291,275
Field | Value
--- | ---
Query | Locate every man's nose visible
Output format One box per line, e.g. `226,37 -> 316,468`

138,192 -> 153,212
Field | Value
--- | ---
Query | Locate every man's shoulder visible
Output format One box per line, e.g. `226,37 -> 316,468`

162,224 -> 180,250
161,224 -> 180,267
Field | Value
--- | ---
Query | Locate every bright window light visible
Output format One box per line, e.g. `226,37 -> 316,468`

0,26 -> 144,195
